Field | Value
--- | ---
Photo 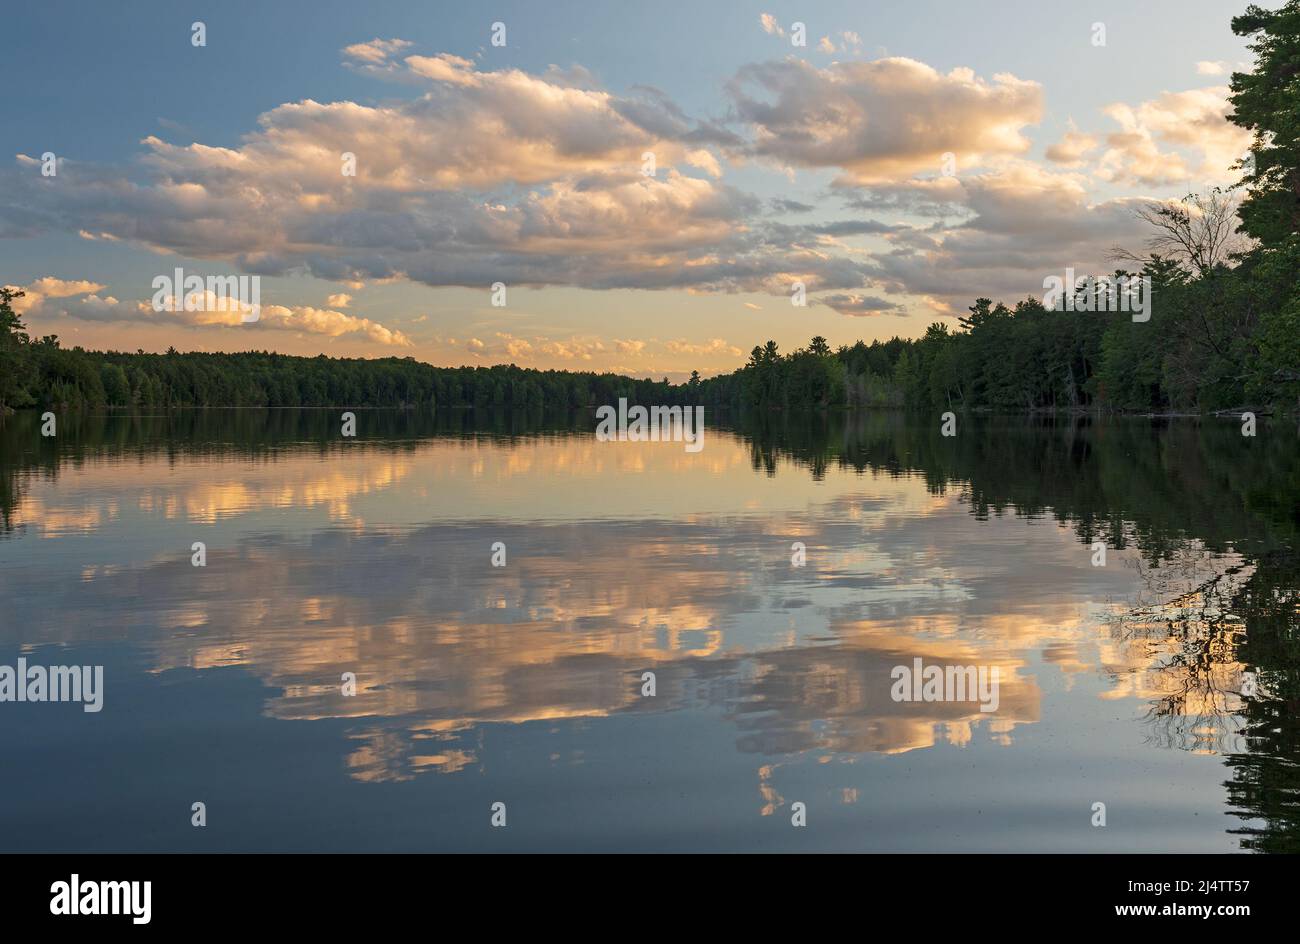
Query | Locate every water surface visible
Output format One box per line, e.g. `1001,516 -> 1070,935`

1,410 -> 1296,852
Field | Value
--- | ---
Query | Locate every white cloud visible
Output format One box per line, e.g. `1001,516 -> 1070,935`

5,276 -> 106,314
1044,124 -> 1099,167
343,38 -> 414,64
728,57 -> 1044,183
6,278 -> 410,345
1095,86 -> 1251,186
4,51 -> 873,297
664,337 -> 743,357
2,41 -> 1242,327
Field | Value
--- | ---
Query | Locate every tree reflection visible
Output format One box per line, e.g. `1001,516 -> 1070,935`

731,410 -> 1300,851
3,408 -> 1297,848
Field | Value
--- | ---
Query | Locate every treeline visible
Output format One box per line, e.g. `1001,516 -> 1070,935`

0,323 -> 708,412
694,245 -> 1297,414
4,247 -> 1293,416
5,261 -> 1293,417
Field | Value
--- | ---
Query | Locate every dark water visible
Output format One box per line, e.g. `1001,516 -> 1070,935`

1,409 -> 1297,852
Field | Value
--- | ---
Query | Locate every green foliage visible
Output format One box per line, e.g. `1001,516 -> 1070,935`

0,289 -> 38,413
0,337 -> 710,413
1230,1 -> 1300,246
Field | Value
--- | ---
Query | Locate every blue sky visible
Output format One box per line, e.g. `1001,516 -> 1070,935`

2,0 -> 1258,379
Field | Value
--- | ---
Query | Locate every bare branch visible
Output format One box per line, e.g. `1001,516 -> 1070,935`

1111,189 -> 1255,277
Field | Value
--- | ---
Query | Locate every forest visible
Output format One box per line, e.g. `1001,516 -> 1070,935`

0,329 -> 702,413
2,3 -> 1297,418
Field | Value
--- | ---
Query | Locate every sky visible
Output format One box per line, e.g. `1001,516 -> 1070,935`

1,0 -> 1258,381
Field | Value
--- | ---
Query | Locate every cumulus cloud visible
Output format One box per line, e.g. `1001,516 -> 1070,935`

664,337 -> 743,357
5,277 -> 410,345
1095,87 -> 1251,186
6,276 -> 107,314
342,38 -> 417,78
727,57 -> 1043,183
1044,126 -> 1099,167
259,304 -> 411,345
452,332 -> 615,363
809,81 -> 1252,314
537,337 -> 606,360
854,162 -> 1154,315
1,48 -> 872,298
1,39 -> 1246,333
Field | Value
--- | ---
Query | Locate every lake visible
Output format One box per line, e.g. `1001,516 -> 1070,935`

1,409 -> 1296,852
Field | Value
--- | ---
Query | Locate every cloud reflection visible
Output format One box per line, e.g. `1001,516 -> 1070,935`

0,429 -> 1244,786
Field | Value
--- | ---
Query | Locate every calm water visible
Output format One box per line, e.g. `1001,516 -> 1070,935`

1,410 -> 1297,852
